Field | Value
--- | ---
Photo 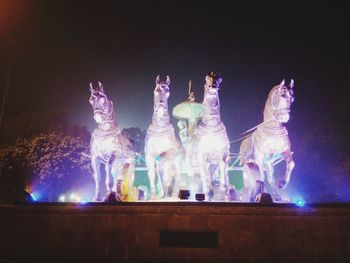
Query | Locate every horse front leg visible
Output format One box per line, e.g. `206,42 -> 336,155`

162,157 -> 179,199
265,158 -> 281,201
110,160 -> 123,201
171,155 -> 181,198
198,153 -> 208,197
219,155 -> 230,200
146,155 -> 157,199
279,150 -> 295,189
105,163 -> 114,193
219,158 -> 228,191
253,151 -> 266,200
91,156 -> 102,201
156,160 -> 165,199
162,161 -> 171,197
242,162 -> 260,202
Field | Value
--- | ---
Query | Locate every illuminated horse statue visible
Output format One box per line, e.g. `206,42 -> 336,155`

145,76 -> 180,199
239,79 -> 295,202
89,81 -> 135,201
197,72 -> 231,200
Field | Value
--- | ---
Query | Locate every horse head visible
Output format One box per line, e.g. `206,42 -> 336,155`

205,71 -> 222,94
89,81 -> 114,124
202,72 -> 223,120
265,79 -> 294,123
153,75 -> 170,120
89,80 -> 105,95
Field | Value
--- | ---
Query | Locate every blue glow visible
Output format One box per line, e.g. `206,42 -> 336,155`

30,193 -> 37,201
80,199 -> 88,205
295,198 -> 305,207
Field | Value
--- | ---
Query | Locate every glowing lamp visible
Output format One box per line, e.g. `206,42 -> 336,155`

23,191 -> 35,203
295,199 -> 305,207
195,193 -> 205,201
75,195 -> 81,202
80,199 -> 88,205
30,193 -> 37,201
69,193 -> 75,200
59,195 -> 66,202
179,190 -> 191,200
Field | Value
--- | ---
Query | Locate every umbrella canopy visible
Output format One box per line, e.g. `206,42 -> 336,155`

172,101 -> 204,121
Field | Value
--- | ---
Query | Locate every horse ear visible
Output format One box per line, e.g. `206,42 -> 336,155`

166,76 -> 170,86
156,75 -> 160,85
89,82 -> 94,92
289,79 -> 294,89
98,81 -> 104,92
278,79 -> 285,90
205,75 -> 210,83
289,79 -> 295,102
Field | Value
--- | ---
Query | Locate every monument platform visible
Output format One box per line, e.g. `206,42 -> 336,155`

1,202 -> 350,262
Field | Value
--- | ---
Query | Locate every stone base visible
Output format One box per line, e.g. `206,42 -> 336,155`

1,202 -> 350,262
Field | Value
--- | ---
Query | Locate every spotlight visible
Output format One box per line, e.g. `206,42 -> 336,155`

80,199 -> 88,205
195,193 -> 205,201
59,195 -> 66,202
30,193 -> 37,201
255,192 -> 273,203
69,193 -> 76,201
23,191 -> 35,203
179,190 -> 191,200
295,199 -> 305,207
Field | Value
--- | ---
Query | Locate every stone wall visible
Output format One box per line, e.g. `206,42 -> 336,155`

0,203 -> 349,262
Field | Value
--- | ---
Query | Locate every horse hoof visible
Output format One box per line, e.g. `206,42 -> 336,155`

278,180 -> 287,189
219,184 -> 227,192
103,191 -> 118,202
254,192 -> 274,203
274,195 -> 283,202
115,193 -> 123,202
93,194 -> 102,202
148,193 -> 158,200
270,191 -> 283,202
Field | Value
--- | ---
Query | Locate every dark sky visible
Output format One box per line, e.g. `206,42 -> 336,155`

1,1 -> 349,149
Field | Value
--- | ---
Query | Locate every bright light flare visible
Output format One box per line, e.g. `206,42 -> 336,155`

69,193 -> 76,201
80,199 -> 88,205
295,198 -> 305,207
68,193 -> 81,202
30,192 -> 38,201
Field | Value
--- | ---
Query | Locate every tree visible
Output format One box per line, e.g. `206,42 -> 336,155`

0,125 -> 92,202
0,138 -> 29,203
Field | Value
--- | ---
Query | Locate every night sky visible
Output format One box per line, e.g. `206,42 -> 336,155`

1,1 -> 349,150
